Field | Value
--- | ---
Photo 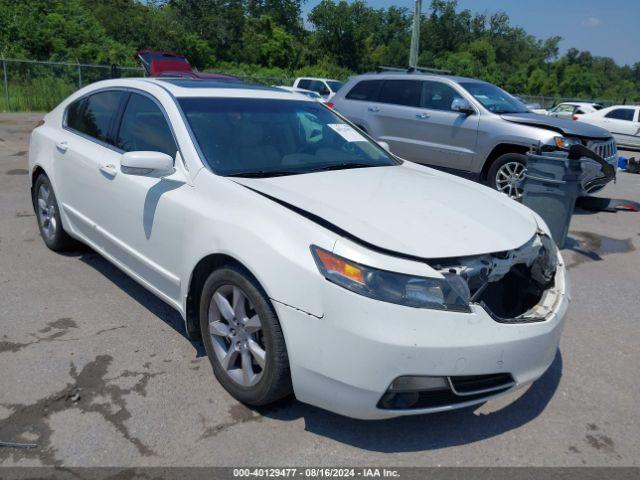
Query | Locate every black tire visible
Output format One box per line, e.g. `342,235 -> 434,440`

486,152 -> 527,198
199,265 -> 292,406
32,174 -> 78,251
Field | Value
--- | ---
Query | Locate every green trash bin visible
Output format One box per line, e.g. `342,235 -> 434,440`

522,151 -> 582,248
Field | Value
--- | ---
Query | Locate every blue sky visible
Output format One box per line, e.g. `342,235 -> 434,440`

301,0 -> 639,66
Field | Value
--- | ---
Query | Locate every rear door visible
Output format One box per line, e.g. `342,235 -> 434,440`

57,90 -> 127,247
366,79 -> 424,160
333,79 -> 383,132
602,108 -> 638,145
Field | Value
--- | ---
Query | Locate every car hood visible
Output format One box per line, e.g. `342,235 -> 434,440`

232,164 -> 538,259
501,112 -> 611,139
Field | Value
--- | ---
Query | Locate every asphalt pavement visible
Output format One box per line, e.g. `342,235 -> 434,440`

0,113 -> 638,467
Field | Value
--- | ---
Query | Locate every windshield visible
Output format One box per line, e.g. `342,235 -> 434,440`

178,98 -> 397,177
327,81 -> 344,92
459,82 -> 529,114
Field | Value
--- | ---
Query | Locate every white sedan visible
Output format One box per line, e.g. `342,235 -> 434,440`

576,105 -> 640,149
28,78 -> 569,419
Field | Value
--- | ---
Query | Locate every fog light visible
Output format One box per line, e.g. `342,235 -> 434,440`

388,376 -> 448,392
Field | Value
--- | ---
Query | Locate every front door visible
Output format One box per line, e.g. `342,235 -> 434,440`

94,92 -> 189,305
407,80 -> 478,171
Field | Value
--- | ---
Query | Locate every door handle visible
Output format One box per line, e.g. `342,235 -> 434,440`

368,106 -> 380,112
99,164 -> 118,177
416,113 -> 430,119
56,141 -> 68,152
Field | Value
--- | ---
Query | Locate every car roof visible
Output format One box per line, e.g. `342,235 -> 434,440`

78,78 -> 314,101
297,77 -> 341,82
559,101 -> 600,107
347,71 -> 487,85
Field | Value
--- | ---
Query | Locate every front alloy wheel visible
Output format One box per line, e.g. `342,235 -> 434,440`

495,161 -> 526,199
208,284 -> 266,387
487,153 -> 528,200
199,266 -> 292,406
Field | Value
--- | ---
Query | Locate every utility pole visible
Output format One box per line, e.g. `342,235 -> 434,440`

409,0 -> 421,68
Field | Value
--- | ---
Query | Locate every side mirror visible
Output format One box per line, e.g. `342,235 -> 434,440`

451,98 -> 474,115
377,141 -> 391,152
121,151 -> 174,176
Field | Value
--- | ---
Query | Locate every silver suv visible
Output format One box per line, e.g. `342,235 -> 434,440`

331,72 -> 618,198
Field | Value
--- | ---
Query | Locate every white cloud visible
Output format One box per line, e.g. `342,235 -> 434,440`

582,16 -> 601,27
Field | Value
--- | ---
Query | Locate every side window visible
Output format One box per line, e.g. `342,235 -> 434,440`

66,91 -> 124,144
115,93 -> 177,157
345,80 -> 383,101
421,81 -> 462,111
297,79 -> 311,90
66,98 -> 86,131
605,108 -> 635,121
556,104 -> 574,113
309,80 -> 330,95
378,80 -> 421,107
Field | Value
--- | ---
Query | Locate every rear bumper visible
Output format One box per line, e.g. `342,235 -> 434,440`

275,262 -> 570,420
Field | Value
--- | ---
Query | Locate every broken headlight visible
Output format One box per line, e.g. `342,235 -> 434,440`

311,246 -> 470,312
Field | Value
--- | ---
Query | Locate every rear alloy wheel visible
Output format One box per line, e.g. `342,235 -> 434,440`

33,174 -> 77,251
488,153 -> 527,200
199,266 -> 292,406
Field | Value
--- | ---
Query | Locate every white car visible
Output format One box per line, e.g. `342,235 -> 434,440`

28,78 -> 569,419
547,101 -> 604,120
274,85 -> 325,102
576,105 -> 640,149
293,77 -> 344,100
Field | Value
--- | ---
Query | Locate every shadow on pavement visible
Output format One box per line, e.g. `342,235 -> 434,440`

256,351 -> 563,453
71,246 -> 206,358
65,244 -> 562,453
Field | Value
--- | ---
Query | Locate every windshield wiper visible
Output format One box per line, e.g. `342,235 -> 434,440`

307,162 -> 374,173
226,170 -> 302,178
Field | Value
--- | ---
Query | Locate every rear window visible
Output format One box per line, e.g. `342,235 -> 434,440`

66,91 -> 125,145
345,80 -> 383,101
297,79 -> 311,89
378,80 -> 422,107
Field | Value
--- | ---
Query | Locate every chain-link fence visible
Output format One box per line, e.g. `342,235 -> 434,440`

0,58 -> 145,112
2,57 -> 630,113
0,58 -> 299,112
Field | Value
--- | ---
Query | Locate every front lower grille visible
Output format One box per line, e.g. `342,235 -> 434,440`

449,373 -> 515,395
377,373 -> 515,410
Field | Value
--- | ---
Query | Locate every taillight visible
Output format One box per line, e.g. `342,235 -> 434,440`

326,102 -> 334,109
571,115 -> 578,120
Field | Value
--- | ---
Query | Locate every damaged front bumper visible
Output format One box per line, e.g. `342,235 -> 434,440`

429,232 -> 565,323
275,234 -> 570,419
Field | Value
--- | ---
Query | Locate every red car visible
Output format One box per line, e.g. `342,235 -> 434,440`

136,50 -> 243,82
